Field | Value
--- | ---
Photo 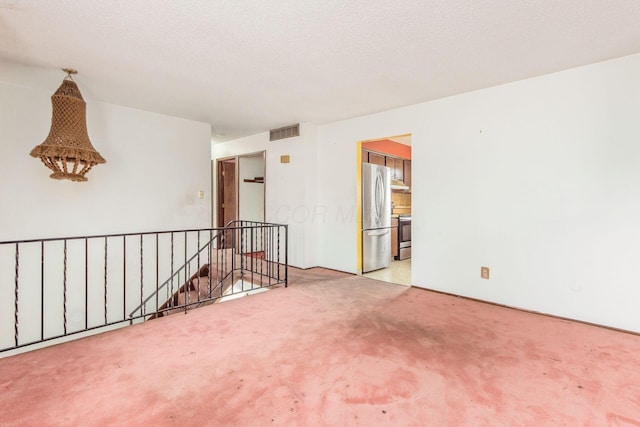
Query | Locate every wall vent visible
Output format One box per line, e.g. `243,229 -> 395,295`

270,124 -> 300,141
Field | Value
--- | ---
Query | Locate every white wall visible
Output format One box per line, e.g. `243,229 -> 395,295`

212,123 -> 318,268
0,77 -> 212,240
415,54 -> 640,332
315,53 -> 640,332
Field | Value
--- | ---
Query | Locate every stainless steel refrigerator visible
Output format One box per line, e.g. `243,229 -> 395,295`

362,162 -> 392,273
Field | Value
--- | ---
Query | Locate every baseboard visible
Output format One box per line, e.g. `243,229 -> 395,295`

410,285 -> 640,337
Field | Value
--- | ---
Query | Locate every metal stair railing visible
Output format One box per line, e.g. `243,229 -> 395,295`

134,220 -> 289,319
127,229 -> 224,318
0,221 -> 288,354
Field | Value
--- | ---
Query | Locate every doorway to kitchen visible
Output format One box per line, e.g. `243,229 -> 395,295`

358,134 -> 412,286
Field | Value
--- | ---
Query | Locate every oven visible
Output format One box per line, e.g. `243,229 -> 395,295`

398,215 -> 411,260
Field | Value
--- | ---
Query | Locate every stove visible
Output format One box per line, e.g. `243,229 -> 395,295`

397,215 -> 411,260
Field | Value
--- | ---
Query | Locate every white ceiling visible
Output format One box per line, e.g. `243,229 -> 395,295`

2,0 -> 640,141
388,135 -> 412,146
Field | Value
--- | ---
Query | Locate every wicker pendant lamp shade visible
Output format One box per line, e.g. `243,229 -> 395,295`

30,69 -> 106,182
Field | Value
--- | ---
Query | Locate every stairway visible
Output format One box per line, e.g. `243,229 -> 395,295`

152,265 -> 233,318
150,249 -> 279,319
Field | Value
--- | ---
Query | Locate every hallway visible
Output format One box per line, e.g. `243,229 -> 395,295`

1,268 -> 639,426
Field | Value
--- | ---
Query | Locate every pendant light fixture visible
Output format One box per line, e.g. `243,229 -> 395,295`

30,68 -> 106,182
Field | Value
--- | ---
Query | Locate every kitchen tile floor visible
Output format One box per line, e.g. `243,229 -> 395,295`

363,258 -> 411,286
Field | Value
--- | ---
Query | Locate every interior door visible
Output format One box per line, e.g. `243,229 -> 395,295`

217,159 -> 236,248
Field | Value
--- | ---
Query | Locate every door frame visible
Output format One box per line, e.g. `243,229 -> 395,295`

214,151 -> 267,229
357,133 -> 412,275
215,156 -> 237,228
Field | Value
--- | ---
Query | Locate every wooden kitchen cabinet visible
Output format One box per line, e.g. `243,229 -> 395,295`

385,156 -> 404,181
391,217 -> 398,259
403,159 -> 411,189
368,152 -> 385,166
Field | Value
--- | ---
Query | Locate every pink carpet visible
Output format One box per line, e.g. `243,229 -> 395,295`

1,268 -> 640,426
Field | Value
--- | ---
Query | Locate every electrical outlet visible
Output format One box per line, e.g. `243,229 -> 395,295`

481,266 -> 490,279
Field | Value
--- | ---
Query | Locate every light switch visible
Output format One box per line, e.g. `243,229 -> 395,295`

280,155 -> 290,163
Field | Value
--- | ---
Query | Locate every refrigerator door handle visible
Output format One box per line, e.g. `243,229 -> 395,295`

366,229 -> 390,237
374,171 -> 384,224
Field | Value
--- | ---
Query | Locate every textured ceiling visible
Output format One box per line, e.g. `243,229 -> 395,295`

2,0 -> 640,141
